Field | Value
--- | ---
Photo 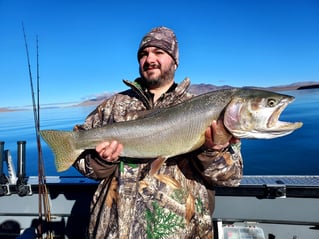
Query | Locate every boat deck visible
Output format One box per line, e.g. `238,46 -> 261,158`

0,175 -> 318,238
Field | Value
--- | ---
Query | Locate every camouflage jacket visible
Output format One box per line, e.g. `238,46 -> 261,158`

73,78 -> 243,239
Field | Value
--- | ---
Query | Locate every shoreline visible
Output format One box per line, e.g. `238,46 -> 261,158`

1,82 -> 318,113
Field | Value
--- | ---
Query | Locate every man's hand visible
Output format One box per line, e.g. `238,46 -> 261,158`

95,140 -> 123,162
204,120 -> 239,151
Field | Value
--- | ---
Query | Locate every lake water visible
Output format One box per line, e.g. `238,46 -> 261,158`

0,89 -> 318,176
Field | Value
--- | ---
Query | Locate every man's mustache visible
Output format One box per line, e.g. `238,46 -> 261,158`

143,63 -> 160,71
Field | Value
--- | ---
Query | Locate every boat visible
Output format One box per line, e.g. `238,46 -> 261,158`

0,141 -> 318,239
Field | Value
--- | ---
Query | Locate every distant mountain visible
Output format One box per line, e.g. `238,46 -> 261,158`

0,107 -> 17,112
258,81 -> 319,91
76,81 -> 319,107
189,81 -> 319,94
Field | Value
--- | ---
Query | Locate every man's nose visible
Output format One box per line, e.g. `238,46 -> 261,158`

145,52 -> 156,63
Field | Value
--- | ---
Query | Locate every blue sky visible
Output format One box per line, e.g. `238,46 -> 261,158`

1,0 -> 318,107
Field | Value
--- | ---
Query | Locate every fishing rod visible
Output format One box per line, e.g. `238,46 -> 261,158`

22,22 -> 52,239
36,34 -> 52,238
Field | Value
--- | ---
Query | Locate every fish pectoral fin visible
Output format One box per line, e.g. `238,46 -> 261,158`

185,192 -> 195,224
149,156 -> 167,176
153,174 -> 181,190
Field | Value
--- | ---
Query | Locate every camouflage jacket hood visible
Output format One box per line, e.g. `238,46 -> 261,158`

73,78 -> 243,239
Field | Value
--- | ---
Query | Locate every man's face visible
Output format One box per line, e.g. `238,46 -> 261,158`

138,47 -> 176,89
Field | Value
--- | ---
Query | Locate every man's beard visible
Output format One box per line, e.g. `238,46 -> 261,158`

139,63 -> 176,89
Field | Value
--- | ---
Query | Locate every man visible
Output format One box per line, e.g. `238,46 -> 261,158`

73,26 -> 243,239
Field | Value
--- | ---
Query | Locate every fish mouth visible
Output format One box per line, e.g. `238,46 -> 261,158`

267,97 -> 303,134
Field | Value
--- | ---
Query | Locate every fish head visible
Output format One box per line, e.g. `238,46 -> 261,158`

223,89 -> 303,139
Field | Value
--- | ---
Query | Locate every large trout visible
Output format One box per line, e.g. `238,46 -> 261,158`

41,88 -> 303,172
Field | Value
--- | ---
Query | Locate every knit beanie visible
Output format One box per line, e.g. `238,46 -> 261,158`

137,26 -> 179,66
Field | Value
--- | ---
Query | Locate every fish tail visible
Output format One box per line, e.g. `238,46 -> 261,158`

40,130 -> 78,172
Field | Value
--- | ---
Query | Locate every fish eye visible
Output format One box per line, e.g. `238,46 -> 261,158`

267,98 -> 277,107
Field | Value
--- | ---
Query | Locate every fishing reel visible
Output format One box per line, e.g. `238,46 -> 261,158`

0,141 -> 32,197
